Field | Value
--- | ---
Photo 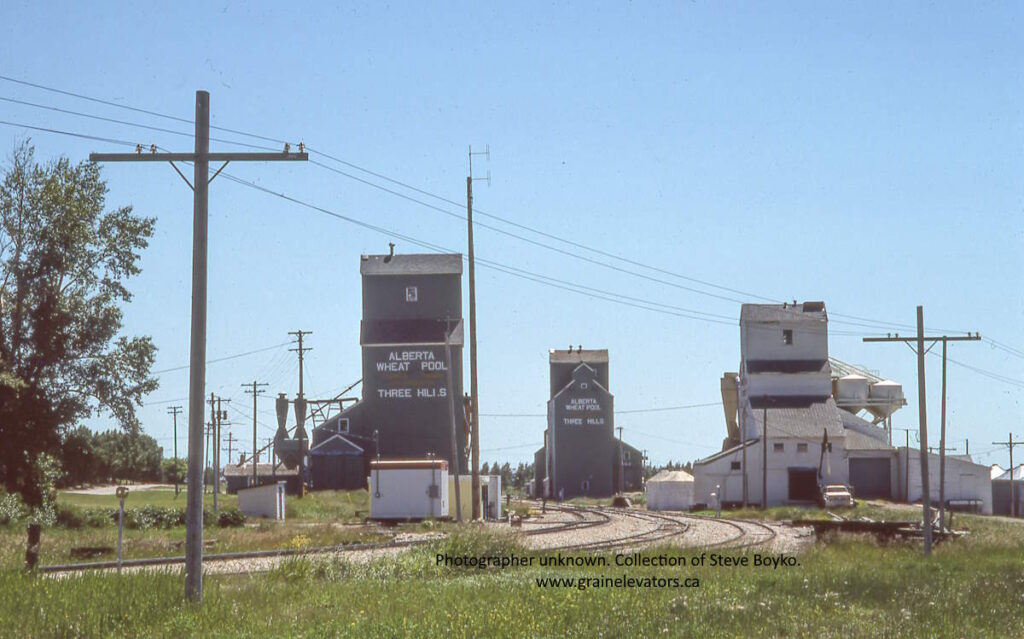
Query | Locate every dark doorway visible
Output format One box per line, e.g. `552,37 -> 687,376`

788,467 -> 818,501
849,458 -> 891,499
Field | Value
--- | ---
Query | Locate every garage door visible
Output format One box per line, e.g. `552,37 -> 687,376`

849,458 -> 891,499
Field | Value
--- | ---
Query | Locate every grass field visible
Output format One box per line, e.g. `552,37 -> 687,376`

2,498 -> 1022,637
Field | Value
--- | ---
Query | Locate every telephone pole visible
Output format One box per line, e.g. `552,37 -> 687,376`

214,397 -> 230,513
617,426 -> 624,494
863,308 -> 979,554
467,145 -> 488,520
444,318 -> 463,522
167,406 -> 183,495
243,381 -> 268,486
894,427 -> 914,501
992,434 -> 1022,518
90,90 -> 307,602
762,407 -> 768,511
225,431 -> 235,470
289,330 -> 312,398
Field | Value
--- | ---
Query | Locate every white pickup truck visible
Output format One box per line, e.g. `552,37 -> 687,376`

821,484 -> 855,509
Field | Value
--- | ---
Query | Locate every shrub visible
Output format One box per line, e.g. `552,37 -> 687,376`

0,491 -> 27,526
217,507 -> 245,528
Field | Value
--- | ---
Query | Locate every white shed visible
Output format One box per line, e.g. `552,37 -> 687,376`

646,470 -> 695,511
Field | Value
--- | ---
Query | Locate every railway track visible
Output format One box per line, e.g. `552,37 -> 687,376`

520,501 -> 778,553
42,502 -> 783,575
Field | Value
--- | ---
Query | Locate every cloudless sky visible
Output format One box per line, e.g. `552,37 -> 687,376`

1,2 -> 1021,468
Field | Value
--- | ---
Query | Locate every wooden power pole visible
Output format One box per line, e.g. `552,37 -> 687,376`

243,380 -> 268,487
992,433 -> 1022,518
89,90 -> 307,602
167,405 -> 183,495
863,307 -> 979,555
467,146 -> 488,520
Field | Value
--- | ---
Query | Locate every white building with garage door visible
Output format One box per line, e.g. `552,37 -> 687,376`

695,301 -> 915,507
694,301 -> 994,511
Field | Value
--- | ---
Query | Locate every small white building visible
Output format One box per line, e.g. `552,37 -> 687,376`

369,459 -> 449,520
237,482 -> 287,520
646,470 -> 695,511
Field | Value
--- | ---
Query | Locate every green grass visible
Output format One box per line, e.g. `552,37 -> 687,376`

0,489 -> 387,568
59,489 -> 233,510
1,520 -> 1022,638
3,497 -> 1021,636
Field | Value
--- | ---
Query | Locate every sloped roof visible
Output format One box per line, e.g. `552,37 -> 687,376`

309,434 -> 364,456
648,470 -> 694,483
992,464 -> 1024,482
740,302 -> 827,324
748,397 -> 843,439
845,429 -> 896,451
360,253 -> 463,276
694,438 -> 759,466
839,408 -> 893,451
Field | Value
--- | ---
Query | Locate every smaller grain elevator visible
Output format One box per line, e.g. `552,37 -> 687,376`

533,348 -> 642,499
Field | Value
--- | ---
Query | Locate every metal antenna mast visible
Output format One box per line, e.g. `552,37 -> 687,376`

863,308 -> 979,554
467,144 -> 489,520
89,90 -> 307,602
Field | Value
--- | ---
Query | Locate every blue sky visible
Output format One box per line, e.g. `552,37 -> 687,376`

1,2 -> 1021,468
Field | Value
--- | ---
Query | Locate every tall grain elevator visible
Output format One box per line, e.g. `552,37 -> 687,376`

533,348 -> 642,499
310,252 -> 468,487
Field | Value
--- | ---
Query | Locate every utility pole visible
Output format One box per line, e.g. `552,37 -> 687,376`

243,381 -> 268,487
617,426 -> 624,494
207,393 -> 216,497
225,431 -> 235,471
90,90 -> 307,602
741,401 -> 748,508
762,407 -> 768,511
444,317 -> 463,522
214,396 -> 230,513
467,145 -> 488,520
992,434 -> 1021,518
167,406 -> 183,495
864,320 -> 979,544
289,330 -> 312,398
894,427 -> 914,502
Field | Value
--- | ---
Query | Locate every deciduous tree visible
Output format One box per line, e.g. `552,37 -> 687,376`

0,142 -> 156,506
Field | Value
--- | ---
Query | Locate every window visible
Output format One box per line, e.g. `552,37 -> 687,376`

783,329 -> 793,345
623,451 -> 631,464
797,443 -> 808,453
405,286 -> 418,302
773,442 -> 784,453
730,461 -> 741,470
580,382 -> 588,389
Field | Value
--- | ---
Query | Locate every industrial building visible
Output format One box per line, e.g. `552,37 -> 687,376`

533,348 -> 643,499
693,301 -> 993,512
991,464 -> 1023,517
308,252 -> 469,489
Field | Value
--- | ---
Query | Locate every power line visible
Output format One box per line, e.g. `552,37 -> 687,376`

5,88 -> 1023,364
0,119 -> 141,148
152,341 -> 292,374
0,81 -> 1006,340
